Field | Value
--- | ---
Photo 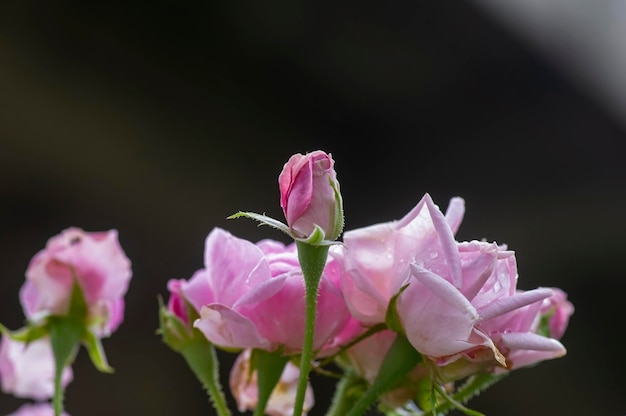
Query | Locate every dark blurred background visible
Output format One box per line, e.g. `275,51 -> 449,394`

1,1 -> 624,415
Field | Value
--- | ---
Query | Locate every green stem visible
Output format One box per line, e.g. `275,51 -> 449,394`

53,365 -> 64,416
325,370 -> 368,416
293,242 -> 330,416
422,373 -> 508,416
180,339 -> 231,416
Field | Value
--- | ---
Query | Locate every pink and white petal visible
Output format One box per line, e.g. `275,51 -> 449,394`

233,274 -> 288,307
182,269 -> 215,313
444,197 -> 465,234
478,288 -> 553,322
424,195 -> 462,288
399,267 -> 478,357
203,228 -> 270,304
194,305 -> 272,350
499,332 -> 566,353
458,243 -> 498,301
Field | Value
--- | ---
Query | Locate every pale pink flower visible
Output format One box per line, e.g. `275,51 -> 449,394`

229,349 -> 314,416
19,227 -> 132,336
399,238 -> 564,370
332,193 -> 465,325
6,403 -> 69,416
335,193 -> 569,371
0,336 -> 73,400
188,227 -> 353,355
279,150 -> 343,241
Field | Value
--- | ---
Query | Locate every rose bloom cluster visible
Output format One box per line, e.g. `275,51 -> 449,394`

0,150 -> 574,416
163,151 -> 574,414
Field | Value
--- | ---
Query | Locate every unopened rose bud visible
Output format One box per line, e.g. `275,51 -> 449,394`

279,150 -> 344,242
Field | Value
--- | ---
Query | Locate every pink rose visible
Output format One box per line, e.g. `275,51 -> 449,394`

332,193 -> 465,325
6,403 -> 69,416
400,238 -> 564,370
187,228 -> 353,355
19,227 -> 132,336
0,336 -> 73,400
278,150 -> 344,241
229,349 -> 314,416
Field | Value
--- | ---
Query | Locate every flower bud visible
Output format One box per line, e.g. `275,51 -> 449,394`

278,150 -> 344,242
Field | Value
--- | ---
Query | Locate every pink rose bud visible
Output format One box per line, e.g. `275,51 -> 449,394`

7,403 -> 69,416
19,227 -> 132,336
278,150 -> 344,241
229,349 -> 314,416
166,278 -> 190,325
0,335 -> 73,400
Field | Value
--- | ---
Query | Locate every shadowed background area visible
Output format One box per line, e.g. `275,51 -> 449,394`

1,1 -> 624,415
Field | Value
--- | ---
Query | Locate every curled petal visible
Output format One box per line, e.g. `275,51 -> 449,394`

478,288 -> 553,322
444,197 -> 466,234
500,332 -> 566,353
194,305 -> 272,350
424,194 -> 462,288
399,265 -> 479,357
410,264 -> 476,315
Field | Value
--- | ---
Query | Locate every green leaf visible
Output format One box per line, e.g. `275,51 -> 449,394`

251,349 -> 289,416
49,316 -> 82,416
0,322 -> 48,344
180,336 -> 232,416
298,225 -> 326,245
328,174 -> 344,240
158,304 -> 194,352
346,333 -> 423,416
385,284 -> 410,334
325,369 -> 368,416
83,330 -> 113,373
227,212 -> 291,235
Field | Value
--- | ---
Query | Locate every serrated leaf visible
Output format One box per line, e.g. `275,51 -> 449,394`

227,212 -> 291,234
